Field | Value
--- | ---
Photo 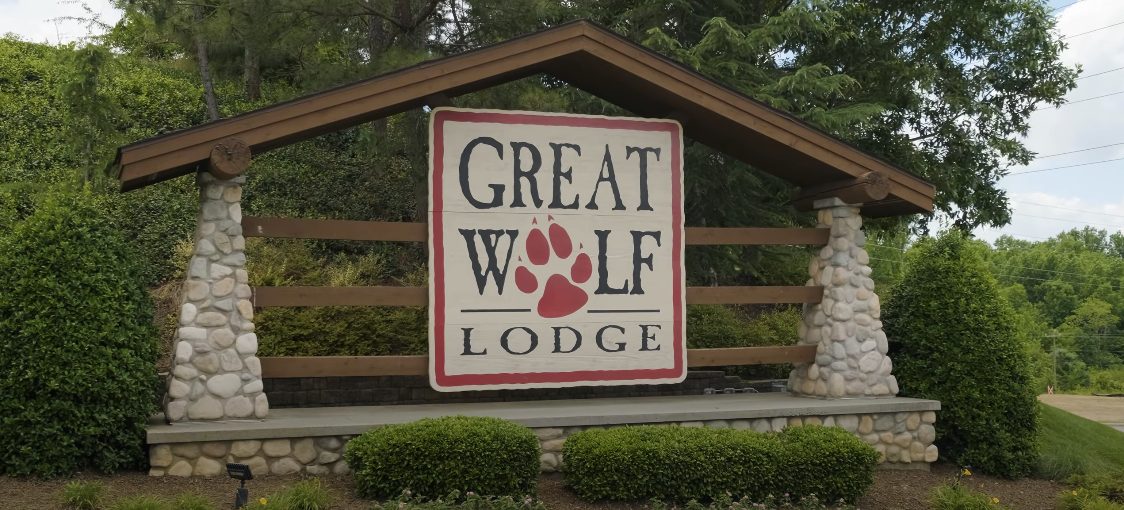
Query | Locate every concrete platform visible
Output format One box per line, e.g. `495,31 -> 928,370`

148,392 -> 939,444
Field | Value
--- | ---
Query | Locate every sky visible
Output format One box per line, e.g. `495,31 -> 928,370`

1,0 -> 1123,246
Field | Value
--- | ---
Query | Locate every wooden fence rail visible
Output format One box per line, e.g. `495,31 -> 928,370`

242,217 -> 831,246
258,345 -> 817,378
251,285 -> 823,307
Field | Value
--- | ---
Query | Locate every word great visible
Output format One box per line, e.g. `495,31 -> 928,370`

458,137 -> 661,212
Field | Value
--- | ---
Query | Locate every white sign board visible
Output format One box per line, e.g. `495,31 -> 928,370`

428,108 -> 685,391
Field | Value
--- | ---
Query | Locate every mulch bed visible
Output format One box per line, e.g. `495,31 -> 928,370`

0,463 -> 1064,510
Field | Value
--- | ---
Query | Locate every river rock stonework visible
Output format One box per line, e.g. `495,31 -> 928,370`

788,198 -> 897,398
164,172 -> 267,422
149,410 -> 937,476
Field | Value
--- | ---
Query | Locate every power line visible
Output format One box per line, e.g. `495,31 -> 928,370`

1014,212 -> 1124,229
1078,66 -> 1124,80
1008,157 -> 1124,175
1016,201 -> 1124,218
1063,20 -> 1124,39
1037,141 -> 1124,158
1059,90 -> 1124,107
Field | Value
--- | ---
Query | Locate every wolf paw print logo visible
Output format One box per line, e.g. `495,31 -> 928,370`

514,216 -> 593,318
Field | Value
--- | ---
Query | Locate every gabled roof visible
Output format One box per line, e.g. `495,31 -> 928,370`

115,20 -> 934,216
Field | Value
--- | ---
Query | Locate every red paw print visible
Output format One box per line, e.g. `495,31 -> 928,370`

514,216 -> 592,318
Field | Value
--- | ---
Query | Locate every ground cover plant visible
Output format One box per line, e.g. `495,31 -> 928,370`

562,424 -> 879,503
346,416 -> 540,499
62,481 -> 104,510
884,230 -> 1039,478
1039,404 -> 1124,479
371,490 -> 546,510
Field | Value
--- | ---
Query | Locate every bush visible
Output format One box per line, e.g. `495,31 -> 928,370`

0,187 -> 160,476
686,305 -> 800,380
561,425 -> 879,503
108,495 -> 166,510
883,231 -> 1039,478
345,416 -> 540,499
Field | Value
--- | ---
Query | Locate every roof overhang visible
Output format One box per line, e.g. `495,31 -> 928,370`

115,20 -> 934,217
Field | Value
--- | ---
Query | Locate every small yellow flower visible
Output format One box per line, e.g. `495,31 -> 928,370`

992,497 -> 999,504
260,497 -> 268,505
1073,491 -> 1079,495
962,469 -> 972,476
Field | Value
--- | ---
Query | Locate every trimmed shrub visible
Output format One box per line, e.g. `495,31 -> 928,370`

345,416 -> 540,499
0,187 -> 160,477
883,231 -> 1039,478
562,425 -> 879,503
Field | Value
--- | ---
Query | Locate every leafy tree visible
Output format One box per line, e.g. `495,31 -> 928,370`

884,230 -> 1039,478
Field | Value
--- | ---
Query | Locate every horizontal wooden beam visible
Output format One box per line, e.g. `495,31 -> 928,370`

252,285 -> 822,307
684,286 -> 822,305
243,217 -> 427,242
242,217 -> 829,246
686,345 -> 816,367
685,227 -> 829,245
259,346 -> 816,378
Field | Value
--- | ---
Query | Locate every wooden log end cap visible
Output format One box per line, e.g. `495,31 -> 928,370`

208,138 -> 251,180
864,171 -> 891,201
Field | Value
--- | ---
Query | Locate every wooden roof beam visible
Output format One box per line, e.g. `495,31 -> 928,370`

790,171 -> 891,211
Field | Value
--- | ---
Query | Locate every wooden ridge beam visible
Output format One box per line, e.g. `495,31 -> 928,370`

208,138 -> 251,180
790,171 -> 891,211
258,345 -> 816,378
251,285 -> 822,307
242,217 -> 830,246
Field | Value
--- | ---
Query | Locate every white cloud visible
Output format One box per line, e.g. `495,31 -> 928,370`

975,0 -> 1124,243
0,0 -> 121,45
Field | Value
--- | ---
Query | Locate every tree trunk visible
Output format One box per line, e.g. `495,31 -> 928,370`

193,6 -> 219,121
244,46 -> 260,101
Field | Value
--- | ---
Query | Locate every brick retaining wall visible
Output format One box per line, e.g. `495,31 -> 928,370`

262,371 -> 773,408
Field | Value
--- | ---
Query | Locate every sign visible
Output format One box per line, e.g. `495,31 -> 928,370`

428,108 -> 685,391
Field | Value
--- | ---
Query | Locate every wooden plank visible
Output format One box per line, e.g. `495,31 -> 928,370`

252,285 -> 822,307
686,345 -> 817,366
243,217 -> 427,242
253,286 -> 428,307
685,227 -> 829,246
243,217 -> 829,246
260,355 -> 429,377
259,346 -> 816,378
686,286 -> 822,305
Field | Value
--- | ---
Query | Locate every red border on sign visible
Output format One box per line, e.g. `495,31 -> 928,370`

432,109 -> 684,388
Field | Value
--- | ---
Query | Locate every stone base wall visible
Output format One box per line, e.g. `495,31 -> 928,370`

149,410 -> 936,477
148,436 -> 353,477
261,371 -> 774,408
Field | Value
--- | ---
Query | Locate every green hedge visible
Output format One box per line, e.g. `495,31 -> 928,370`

562,425 -> 879,503
884,231 -> 1039,478
0,187 -> 159,476
345,416 -> 541,499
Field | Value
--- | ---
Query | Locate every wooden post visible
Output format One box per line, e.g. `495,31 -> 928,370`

208,138 -> 251,180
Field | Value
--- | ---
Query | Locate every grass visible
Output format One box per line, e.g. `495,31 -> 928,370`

249,478 -> 333,510
108,495 -> 166,510
930,483 -> 1011,510
62,481 -> 104,510
1040,404 -> 1124,479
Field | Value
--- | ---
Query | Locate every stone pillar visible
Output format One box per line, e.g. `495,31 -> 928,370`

164,172 -> 267,421
788,198 -> 897,398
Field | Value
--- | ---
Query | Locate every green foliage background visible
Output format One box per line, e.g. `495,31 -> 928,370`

884,231 -> 1039,478
0,187 -> 159,477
